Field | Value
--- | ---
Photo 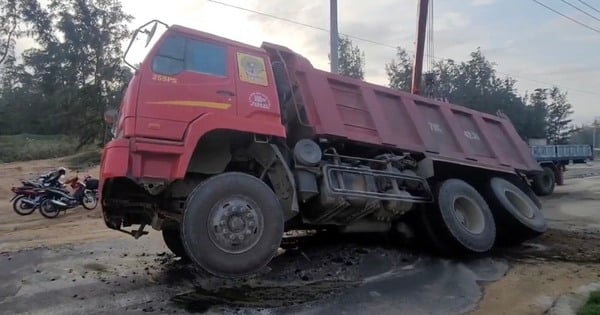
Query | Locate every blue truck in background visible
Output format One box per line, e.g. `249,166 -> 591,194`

529,141 -> 594,196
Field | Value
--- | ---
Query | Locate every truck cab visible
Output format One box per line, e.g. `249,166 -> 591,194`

103,23 -> 285,181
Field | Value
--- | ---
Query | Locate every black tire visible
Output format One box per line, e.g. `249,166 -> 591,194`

531,167 -> 555,196
509,176 -> 542,209
486,177 -> 547,246
162,227 -> 189,261
39,199 -> 61,219
181,172 -> 284,278
12,196 -> 37,216
81,191 -> 98,210
421,179 -> 496,255
555,167 -> 564,186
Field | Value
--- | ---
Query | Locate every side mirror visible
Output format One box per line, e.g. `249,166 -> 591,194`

145,22 -> 158,48
104,109 -> 118,125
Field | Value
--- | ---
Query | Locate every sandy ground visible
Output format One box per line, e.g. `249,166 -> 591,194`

471,163 -> 600,315
1,158 -> 600,314
0,159 -> 129,252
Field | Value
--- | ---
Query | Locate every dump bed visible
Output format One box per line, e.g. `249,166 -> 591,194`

263,43 -> 542,175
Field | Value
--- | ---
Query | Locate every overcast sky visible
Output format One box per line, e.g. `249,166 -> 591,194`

41,0 -> 600,124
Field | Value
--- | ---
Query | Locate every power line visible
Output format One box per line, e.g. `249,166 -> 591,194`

560,0 -> 600,22
207,0 -> 600,96
578,0 -> 600,15
532,0 -> 600,34
206,0 -> 398,50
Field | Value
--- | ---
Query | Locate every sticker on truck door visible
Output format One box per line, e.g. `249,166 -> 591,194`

249,92 -> 271,109
237,52 -> 268,86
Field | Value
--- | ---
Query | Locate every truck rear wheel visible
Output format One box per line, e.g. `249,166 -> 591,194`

421,179 -> 496,254
531,167 -> 555,196
181,172 -> 284,278
555,166 -> 564,186
486,177 -> 547,245
162,227 -> 189,260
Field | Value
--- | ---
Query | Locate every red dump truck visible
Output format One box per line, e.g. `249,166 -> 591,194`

101,21 -> 547,277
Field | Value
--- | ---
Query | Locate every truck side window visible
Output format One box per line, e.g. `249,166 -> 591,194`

152,35 -> 185,76
185,39 -> 227,77
152,34 -> 226,77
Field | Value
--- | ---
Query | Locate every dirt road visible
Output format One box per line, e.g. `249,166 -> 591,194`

1,159 -> 599,314
0,159 -> 125,252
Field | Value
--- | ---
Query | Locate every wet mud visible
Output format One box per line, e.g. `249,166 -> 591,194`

0,235 -> 509,315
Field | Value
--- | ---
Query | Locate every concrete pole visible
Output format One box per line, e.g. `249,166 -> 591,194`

330,0 -> 339,73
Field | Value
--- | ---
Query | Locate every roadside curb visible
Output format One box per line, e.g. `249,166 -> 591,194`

546,282 -> 600,315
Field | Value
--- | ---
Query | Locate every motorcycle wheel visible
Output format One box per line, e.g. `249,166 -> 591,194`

12,195 -> 37,216
39,199 -> 61,219
81,191 -> 98,210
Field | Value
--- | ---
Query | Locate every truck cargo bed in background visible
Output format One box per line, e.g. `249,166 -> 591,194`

531,144 -> 593,163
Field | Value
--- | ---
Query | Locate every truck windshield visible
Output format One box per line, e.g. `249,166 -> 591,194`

123,20 -> 168,70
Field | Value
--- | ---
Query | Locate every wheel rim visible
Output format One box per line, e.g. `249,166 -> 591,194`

41,200 -> 59,216
83,193 -> 97,208
207,195 -> 264,254
18,199 -> 33,210
452,195 -> 485,234
505,189 -> 535,218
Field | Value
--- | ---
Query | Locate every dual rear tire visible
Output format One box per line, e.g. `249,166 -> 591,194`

421,177 -> 546,254
421,179 -> 496,254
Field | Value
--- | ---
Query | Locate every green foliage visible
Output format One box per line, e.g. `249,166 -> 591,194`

62,149 -> 102,170
385,47 -> 575,141
336,36 -> 365,80
546,87 -> 575,144
386,47 -> 413,92
579,291 -> 600,315
0,0 -> 133,147
0,134 -> 78,162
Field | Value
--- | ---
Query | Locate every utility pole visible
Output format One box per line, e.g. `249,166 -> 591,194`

411,0 -> 429,95
593,123 -> 595,149
330,0 -> 339,73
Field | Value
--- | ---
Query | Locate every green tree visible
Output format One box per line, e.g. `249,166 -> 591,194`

0,0 -> 18,65
0,0 -> 133,146
545,87 -> 574,144
336,36 -> 365,79
385,47 -> 549,140
525,88 -> 549,139
386,47 -> 413,92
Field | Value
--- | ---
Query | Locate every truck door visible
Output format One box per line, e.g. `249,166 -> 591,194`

136,32 -> 237,141
233,49 -> 281,124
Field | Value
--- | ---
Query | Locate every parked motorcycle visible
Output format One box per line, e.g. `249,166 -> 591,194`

38,174 -> 99,219
10,173 -> 64,216
10,186 -> 47,216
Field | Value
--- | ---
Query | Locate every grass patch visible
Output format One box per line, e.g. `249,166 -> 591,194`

62,149 -> 102,170
0,134 -> 79,163
0,134 -> 102,166
579,291 -> 600,315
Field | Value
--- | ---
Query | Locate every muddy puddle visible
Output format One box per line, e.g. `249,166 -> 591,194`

143,235 -> 508,315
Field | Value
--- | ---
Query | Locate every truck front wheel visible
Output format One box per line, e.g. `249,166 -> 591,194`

181,172 -> 284,278
421,179 -> 496,254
